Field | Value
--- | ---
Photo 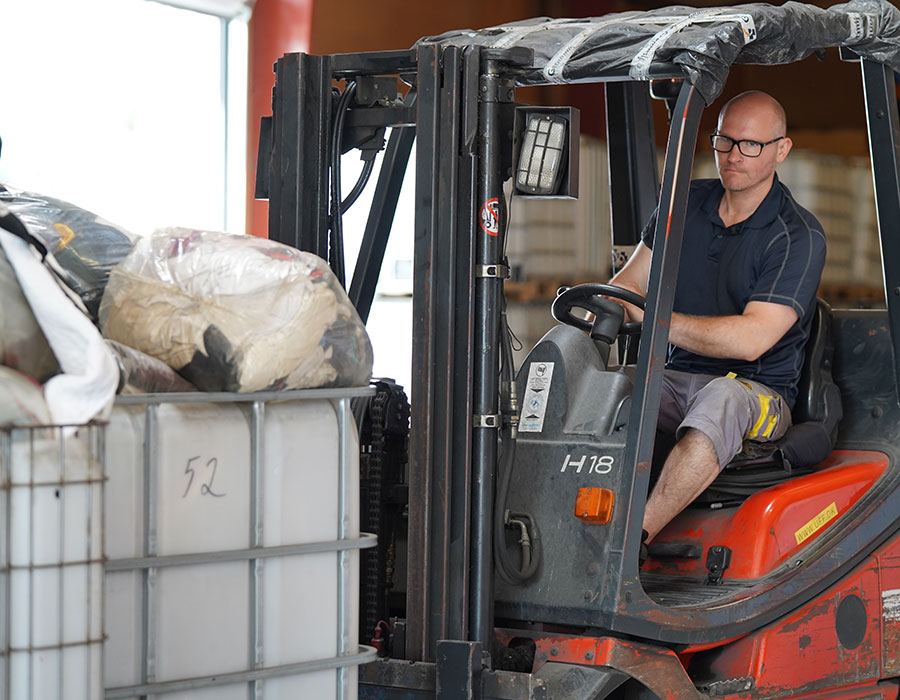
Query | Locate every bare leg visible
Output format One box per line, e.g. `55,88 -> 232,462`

642,429 -> 720,541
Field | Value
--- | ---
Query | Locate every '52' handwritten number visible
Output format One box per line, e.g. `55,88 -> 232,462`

182,456 -> 225,498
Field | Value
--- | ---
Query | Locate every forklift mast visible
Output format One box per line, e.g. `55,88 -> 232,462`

257,43 -> 698,661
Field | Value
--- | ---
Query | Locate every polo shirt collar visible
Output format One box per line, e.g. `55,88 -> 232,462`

701,173 -> 784,230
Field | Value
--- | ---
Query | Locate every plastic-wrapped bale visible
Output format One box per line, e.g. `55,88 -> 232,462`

99,228 -> 374,392
0,185 -> 136,319
0,247 -> 59,383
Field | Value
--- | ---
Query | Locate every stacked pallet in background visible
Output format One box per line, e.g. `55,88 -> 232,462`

778,153 -> 853,285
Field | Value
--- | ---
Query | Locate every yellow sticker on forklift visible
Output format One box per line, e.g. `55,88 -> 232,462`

794,502 -> 838,545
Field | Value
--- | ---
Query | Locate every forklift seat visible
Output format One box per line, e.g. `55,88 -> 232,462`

697,299 -> 843,501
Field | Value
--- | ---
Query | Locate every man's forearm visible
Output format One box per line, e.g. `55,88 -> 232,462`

668,312 -> 767,362
608,242 -> 652,323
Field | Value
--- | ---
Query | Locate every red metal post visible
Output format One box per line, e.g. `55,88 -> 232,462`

246,0 -> 314,238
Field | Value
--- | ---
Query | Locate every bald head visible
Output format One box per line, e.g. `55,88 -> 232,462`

718,91 -> 787,141
713,90 -> 792,197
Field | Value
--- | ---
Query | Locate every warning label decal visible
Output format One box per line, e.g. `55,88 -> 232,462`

480,198 -> 500,236
519,362 -> 554,433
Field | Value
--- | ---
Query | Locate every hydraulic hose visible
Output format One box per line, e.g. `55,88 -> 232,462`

341,157 -> 376,213
493,295 -> 542,585
494,428 -> 542,584
329,81 -> 357,286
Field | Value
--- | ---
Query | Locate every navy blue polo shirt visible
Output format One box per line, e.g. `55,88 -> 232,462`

640,176 -> 826,408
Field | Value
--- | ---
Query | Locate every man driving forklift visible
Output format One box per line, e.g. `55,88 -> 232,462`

610,90 -> 826,553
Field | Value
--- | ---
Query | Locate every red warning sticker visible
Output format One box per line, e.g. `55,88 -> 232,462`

480,198 -> 500,236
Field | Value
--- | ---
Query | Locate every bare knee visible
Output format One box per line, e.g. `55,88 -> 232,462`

671,428 -> 718,474
680,378 -> 750,466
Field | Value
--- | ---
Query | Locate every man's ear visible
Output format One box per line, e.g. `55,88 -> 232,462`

776,136 -> 793,163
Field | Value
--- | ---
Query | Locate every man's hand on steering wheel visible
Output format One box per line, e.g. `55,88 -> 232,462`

551,283 -> 646,342
606,280 -> 646,324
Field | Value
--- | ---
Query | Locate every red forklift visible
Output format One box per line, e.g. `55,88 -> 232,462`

256,2 -> 900,697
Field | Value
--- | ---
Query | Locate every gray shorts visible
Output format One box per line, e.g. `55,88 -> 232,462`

657,369 -> 792,470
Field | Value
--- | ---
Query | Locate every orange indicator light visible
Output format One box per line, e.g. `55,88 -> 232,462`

575,487 -> 615,524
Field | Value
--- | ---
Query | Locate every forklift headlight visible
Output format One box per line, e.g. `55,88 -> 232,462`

514,107 -> 579,198
517,114 -> 567,194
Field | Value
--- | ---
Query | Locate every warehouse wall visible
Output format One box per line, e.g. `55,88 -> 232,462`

309,0 -> 546,53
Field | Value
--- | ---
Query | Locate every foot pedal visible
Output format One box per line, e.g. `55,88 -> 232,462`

706,545 -> 732,585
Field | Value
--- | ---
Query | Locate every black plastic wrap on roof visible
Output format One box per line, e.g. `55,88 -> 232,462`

416,0 -> 900,104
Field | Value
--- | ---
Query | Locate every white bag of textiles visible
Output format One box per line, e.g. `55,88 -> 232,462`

99,228 -> 374,393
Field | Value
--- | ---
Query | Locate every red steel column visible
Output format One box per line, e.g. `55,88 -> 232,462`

246,0 -> 314,238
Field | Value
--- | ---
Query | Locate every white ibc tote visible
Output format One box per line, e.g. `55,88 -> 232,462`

0,424 -> 106,700
103,388 -> 376,700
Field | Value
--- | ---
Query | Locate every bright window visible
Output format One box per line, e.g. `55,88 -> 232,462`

0,0 -> 247,235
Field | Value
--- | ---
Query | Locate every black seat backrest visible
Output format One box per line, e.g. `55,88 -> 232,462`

792,298 -> 841,428
773,299 -> 842,469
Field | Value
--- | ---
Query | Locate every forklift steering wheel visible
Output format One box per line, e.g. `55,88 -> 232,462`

551,283 -> 645,339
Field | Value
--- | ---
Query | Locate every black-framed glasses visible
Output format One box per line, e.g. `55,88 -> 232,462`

709,133 -> 784,158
